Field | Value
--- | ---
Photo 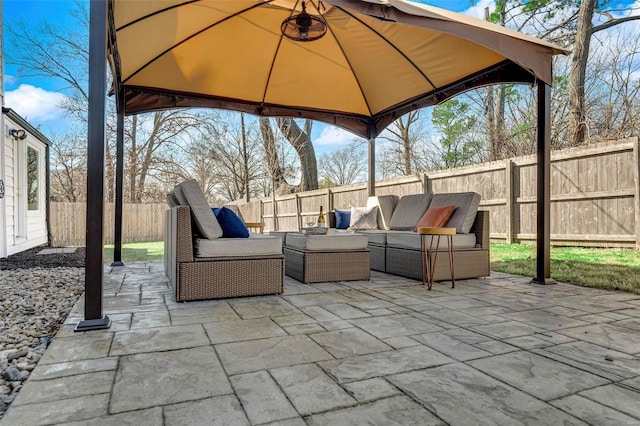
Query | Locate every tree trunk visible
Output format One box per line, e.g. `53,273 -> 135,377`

398,117 -> 412,175
105,139 -> 115,202
241,113 -> 250,202
486,86 -> 497,161
496,84 -> 507,157
568,0 -> 595,147
259,117 -> 291,194
276,118 -> 318,191
128,115 -> 138,203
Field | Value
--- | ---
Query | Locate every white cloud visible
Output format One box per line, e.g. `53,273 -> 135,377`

5,84 -> 69,124
461,0 -> 496,19
314,125 -> 362,146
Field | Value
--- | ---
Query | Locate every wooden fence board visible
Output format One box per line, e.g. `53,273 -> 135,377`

223,140 -> 639,247
49,140 -> 637,248
50,202 -> 167,246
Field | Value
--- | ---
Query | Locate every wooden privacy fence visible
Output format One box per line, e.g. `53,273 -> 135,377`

231,137 -> 640,249
50,202 -> 167,246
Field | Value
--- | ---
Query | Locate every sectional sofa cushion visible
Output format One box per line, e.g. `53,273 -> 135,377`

212,207 -> 249,238
349,206 -> 378,230
176,179 -> 223,239
334,209 -> 351,229
286,233 -> 368,251
356,229 -> 389,245
430,192 -> 481,234
166,192 -> 179,207
194,234 -> 281,257
366,195 -> 399,230
386,231 -> 477,250
389,194 -> 433,230
413,205 -> 456,231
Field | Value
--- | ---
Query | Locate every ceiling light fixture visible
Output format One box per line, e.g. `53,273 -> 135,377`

281,1 -> 327,42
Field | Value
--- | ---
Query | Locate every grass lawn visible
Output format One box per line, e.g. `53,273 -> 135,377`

104,241 -> 164,263
491,243 -> 640,294
103,241 -> 640,294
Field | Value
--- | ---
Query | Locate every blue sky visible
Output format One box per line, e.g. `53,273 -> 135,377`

2,0 -> 480,148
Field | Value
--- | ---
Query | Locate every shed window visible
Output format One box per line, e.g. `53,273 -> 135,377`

27,146 -> 39,210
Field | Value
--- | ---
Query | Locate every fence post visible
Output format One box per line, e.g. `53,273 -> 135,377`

327,188 -> 333,212
259,200 -> 264,229
423,173 -> 432,194
295,194 -> 302,231
505,159 -> 514,244
634,138 -> 640,250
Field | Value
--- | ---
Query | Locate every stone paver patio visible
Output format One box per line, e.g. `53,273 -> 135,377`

2,263 -> 640,425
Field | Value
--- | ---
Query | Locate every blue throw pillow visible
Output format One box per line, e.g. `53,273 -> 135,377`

211,207 -> 249,238
334,209 -> 351,229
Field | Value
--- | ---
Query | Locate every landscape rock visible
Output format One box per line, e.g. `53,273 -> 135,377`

0,260 -> 85,421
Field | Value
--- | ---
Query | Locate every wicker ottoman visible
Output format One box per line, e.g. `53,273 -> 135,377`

284,233 -> 370,283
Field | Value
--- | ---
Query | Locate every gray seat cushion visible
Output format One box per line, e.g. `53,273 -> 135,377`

286,233 -> 368,251
356,229 -> 389,245
175,179 -> 223,239
195,234 -> 282,257
430,192 -> 481,234
386,231 -> 477,250
389,194 -> 433,230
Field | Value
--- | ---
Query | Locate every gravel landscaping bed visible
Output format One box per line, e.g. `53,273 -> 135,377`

0,247 -> 85,418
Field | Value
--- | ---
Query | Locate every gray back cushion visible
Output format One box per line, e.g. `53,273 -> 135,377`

389,194 -> 433,230
176,179 -> 223,239
430,192 -> 481,233
366,195 -> 399,230
166,191 -> 179,207
173,186 -> 188,206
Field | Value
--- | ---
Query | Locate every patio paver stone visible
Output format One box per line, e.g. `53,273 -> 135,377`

3,263 -> 639,425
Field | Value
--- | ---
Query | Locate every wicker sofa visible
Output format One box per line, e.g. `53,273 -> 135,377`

332,192 -> 490,281
164,180 -> 284,302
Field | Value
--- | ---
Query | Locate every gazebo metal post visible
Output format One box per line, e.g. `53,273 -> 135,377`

531,81 -> 554,285
76,0 -> 111,331
111,89 -> 125,267
367,123 -> 376,196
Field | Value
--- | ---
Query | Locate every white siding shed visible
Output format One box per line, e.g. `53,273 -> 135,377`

1,108 -> 52,258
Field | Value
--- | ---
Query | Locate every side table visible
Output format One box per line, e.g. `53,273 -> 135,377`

417,227 -> 456,290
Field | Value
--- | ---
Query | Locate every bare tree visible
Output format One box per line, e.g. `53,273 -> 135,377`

378,111 -> 430,176
318,143 -> 367,187
49,131 -> 87,202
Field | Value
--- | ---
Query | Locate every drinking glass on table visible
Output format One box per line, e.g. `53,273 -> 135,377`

306,221 -> 315,228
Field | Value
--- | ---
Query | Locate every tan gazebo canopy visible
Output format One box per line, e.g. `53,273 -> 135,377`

109,0 -> 566,138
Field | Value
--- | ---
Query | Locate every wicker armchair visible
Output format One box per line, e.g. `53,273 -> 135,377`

164,206 -> 284,302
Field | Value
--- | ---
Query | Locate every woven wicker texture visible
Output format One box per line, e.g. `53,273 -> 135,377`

386,246 -> 489,281
178,257 -> 284,301
284,247 -> 370,283
368,244 -> 386,272
470,210 -> 490,248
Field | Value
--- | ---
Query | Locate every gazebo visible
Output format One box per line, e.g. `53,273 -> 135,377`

77,0 -> 567,330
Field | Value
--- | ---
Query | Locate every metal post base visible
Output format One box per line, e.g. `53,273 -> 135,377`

75,316 -> 111,332
530,277 -> 557,285
110,261 -> 125,267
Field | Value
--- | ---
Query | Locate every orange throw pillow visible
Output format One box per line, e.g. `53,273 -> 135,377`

413,205 -> 456,231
